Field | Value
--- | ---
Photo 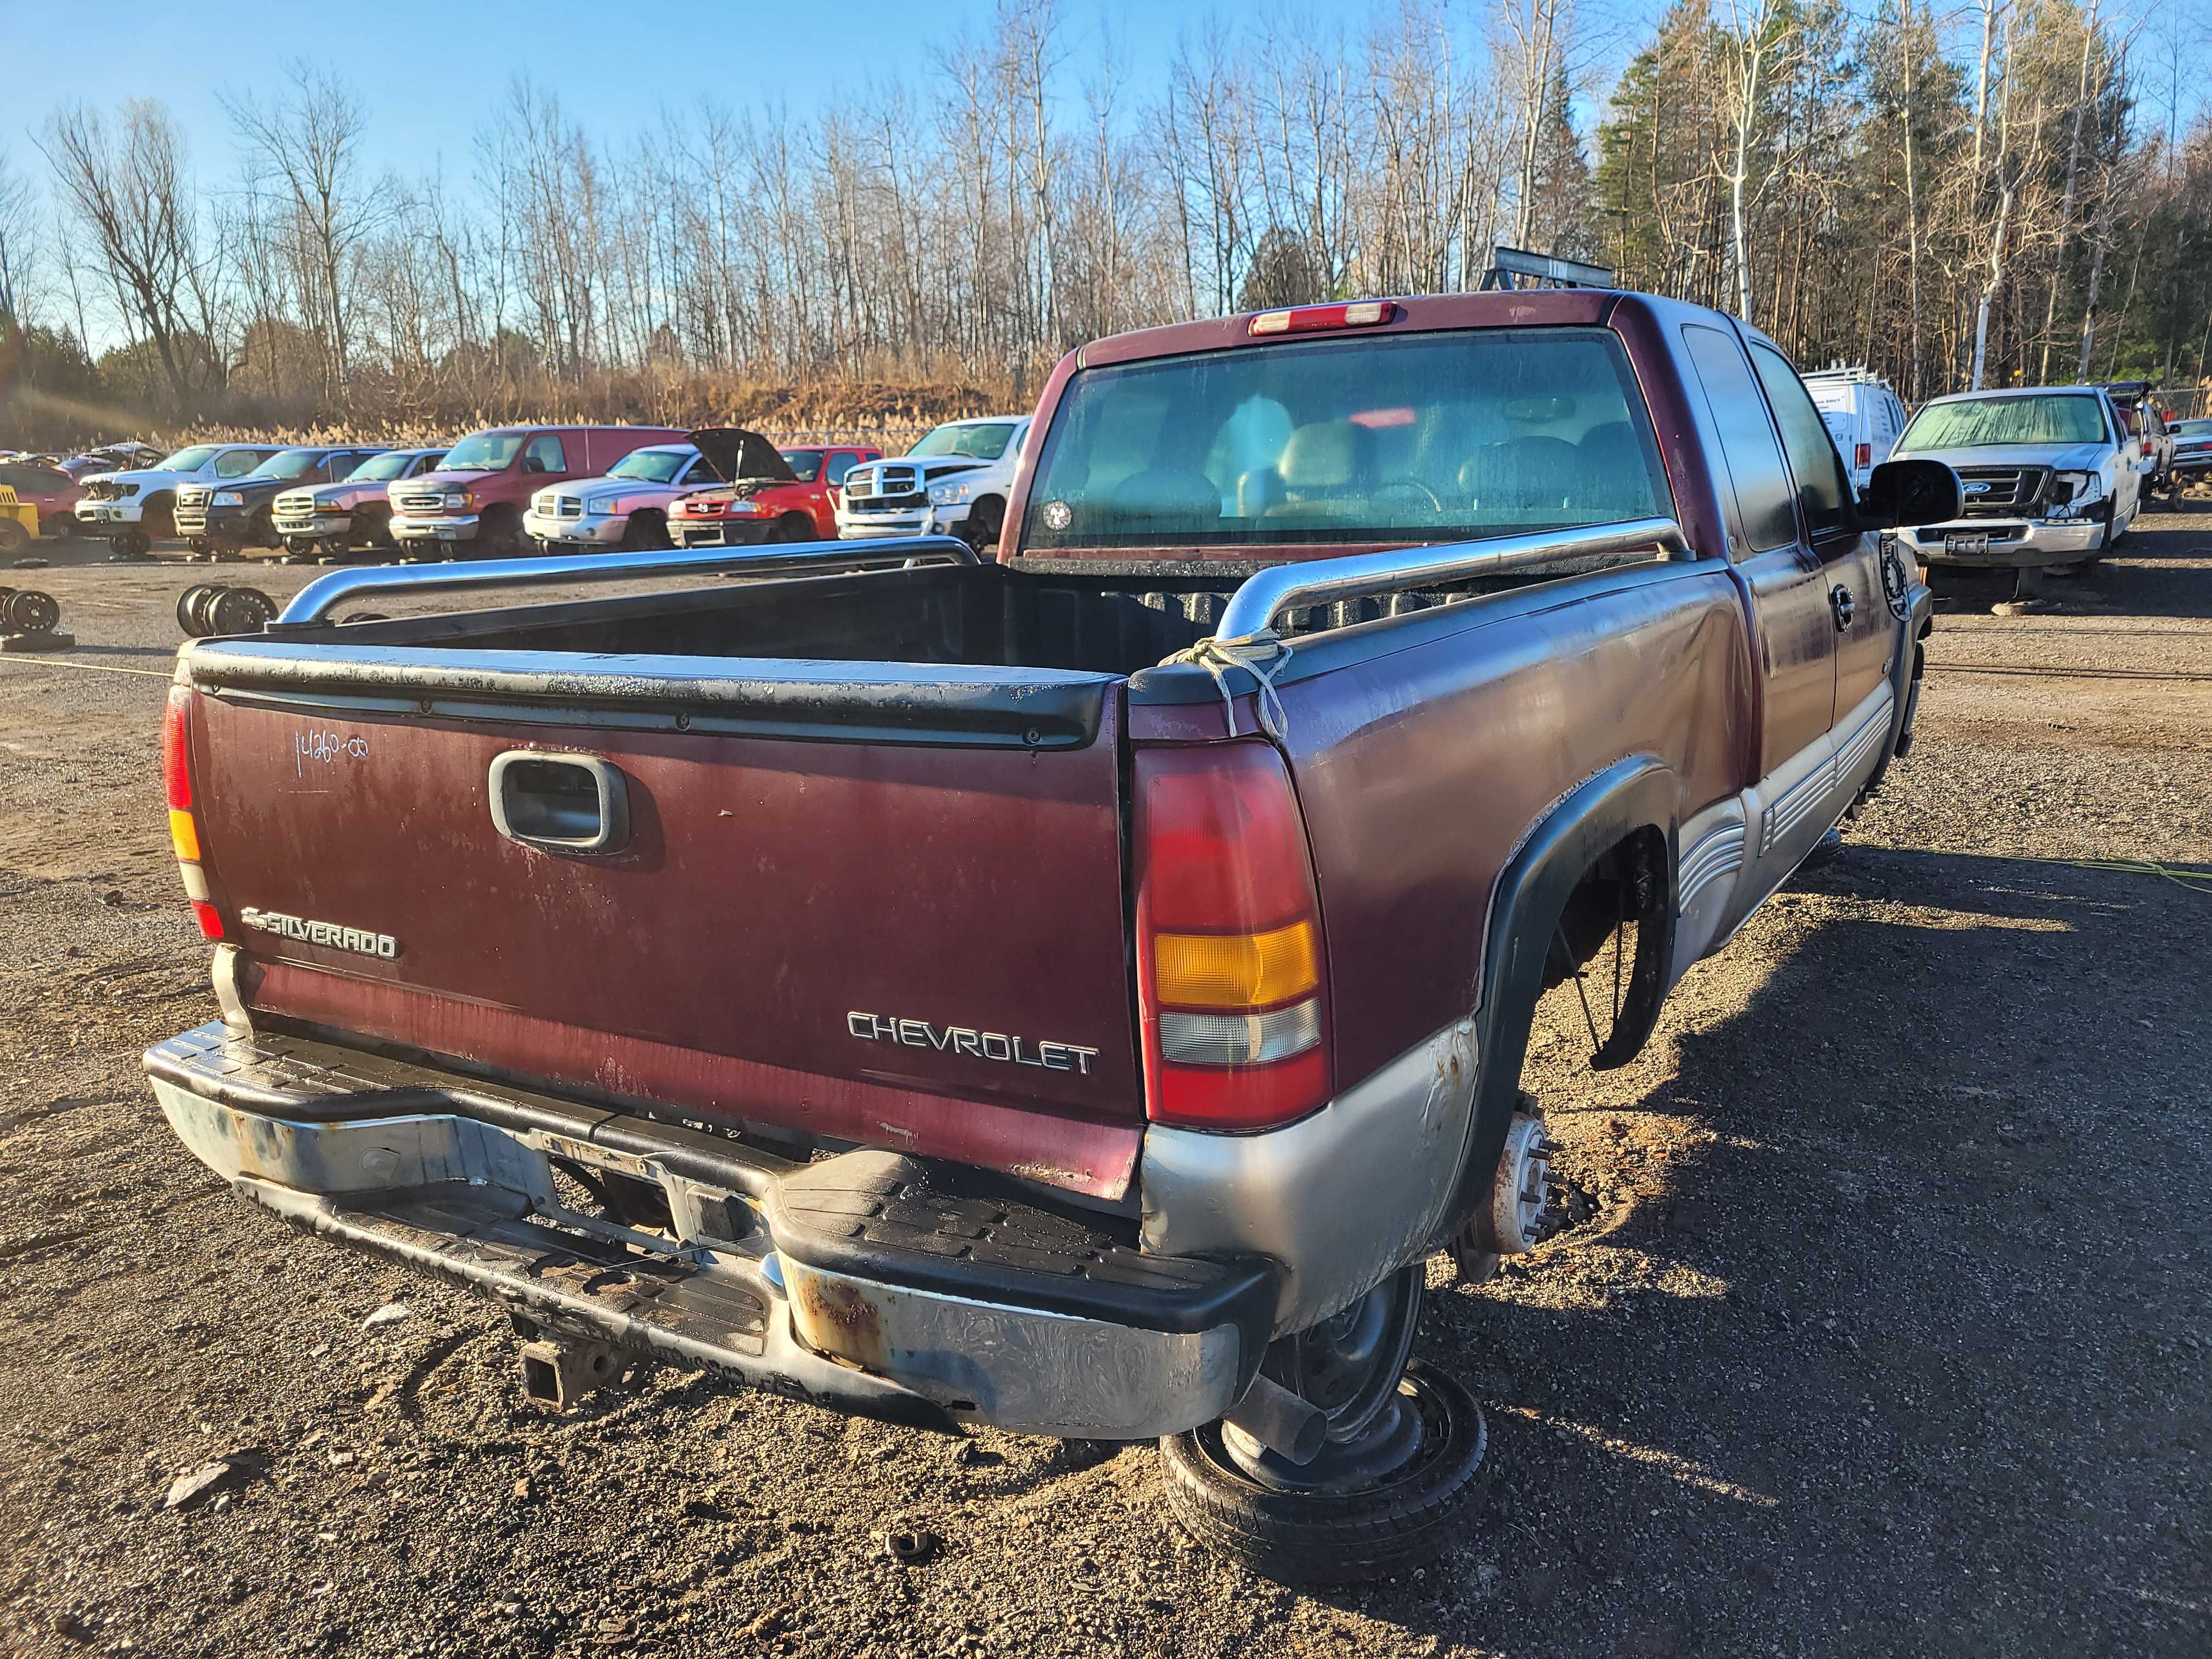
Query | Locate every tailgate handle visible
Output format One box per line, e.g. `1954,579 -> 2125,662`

489,752 -> 629,854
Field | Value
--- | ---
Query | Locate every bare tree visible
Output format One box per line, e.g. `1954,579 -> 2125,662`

222,64 -> 390,395
37,100 -> 222,419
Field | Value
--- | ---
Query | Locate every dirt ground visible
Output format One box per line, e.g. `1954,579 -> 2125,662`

0,525 -> 2206,1659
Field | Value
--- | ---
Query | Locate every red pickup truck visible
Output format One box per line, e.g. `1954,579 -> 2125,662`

146,290 -> 1951,1582
388,425 -> 687,558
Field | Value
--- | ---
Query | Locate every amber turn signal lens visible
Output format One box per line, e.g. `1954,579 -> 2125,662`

1153,921 -> 1318,1009
168,807 -> 201,863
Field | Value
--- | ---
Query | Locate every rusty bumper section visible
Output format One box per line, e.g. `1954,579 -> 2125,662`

145,1022 -> 1272,1440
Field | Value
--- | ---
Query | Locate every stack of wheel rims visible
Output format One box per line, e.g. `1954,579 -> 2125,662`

176,584 -> 278,638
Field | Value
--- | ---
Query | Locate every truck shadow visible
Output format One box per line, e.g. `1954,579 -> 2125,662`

1338,842 -> 2212,1649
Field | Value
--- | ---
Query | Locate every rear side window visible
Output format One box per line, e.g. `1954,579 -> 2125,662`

1749,343 -> 1854,541
524,434 -> 568,474
1020,326 -> 1673,552
1681,326 -> 1797,554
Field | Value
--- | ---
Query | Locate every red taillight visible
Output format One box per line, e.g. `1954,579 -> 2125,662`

162,685 -> 192,811
165,686 -> 222,938
1856,442 -> 1871,468
1248,300 -> 1394,337
1135,744 -> 1330,1131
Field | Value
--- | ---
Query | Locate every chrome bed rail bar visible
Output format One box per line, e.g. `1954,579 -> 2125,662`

276,535 -> 979,625
1211,516 -> 1692,646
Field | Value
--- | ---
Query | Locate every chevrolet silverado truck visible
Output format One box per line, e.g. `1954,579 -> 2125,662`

836,416 -> 1029,550
273,447 -> 452,560
388,425 -> 686,559
146,290 -> 1952,1583
1889,384 -> 2149,599
665,431 -> 879,548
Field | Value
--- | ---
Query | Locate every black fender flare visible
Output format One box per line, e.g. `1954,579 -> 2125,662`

1435,754 -> 1679,1242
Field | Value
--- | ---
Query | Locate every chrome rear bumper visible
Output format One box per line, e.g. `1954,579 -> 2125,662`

146,1020 -> 1268,1438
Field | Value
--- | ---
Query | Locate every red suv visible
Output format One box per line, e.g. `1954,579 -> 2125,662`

0,461 -> 83,536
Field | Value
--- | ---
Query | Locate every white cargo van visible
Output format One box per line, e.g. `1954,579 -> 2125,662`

1803,368 -> 1908,491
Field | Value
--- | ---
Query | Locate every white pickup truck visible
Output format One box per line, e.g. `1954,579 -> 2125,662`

74,443 -> 284,558
836,417 -> 1031,552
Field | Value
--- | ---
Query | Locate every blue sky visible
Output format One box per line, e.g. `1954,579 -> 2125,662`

0,0 -> 1369,185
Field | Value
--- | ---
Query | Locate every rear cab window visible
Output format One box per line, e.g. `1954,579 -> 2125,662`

1018,326 -> 1674,555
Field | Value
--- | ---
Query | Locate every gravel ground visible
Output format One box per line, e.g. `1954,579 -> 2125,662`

1,528 -> 2207,1658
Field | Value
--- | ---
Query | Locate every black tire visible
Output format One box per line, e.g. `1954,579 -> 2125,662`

478,505 -> 523,557
0,517 -> 29,553
770,514 -> 814,544
1159,1362 -> 1488,1585
246,509 -> 275,551
208,586 -> 275,635
177,584 -> 216,636
143,496 -> 176,540
620,511 -> 669,551
962,498 -> 1005,556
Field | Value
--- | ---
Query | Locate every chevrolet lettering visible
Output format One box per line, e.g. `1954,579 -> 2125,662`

847,1011 -> 1101,1075
236,908 -> 399,959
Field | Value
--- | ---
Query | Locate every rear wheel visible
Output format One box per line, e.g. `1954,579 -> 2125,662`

0,517 -> 27,554
1159,1265 -> 1491,1582
1160,1357 -> 1487,1584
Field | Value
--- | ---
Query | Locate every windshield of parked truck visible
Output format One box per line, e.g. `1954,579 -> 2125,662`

606,449 -> 695,483
347,452 -> 417,482
779,449 -> 826,481
1019,326 -> 1674,552
250,450 -> 326,480
157,447 -> 218,472
438,432 -> 527,472
909,421 -> 1019,461
1899,394 -> 2106,451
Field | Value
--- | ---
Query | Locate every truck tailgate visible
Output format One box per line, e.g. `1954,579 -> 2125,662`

179,652 -> 1143,1198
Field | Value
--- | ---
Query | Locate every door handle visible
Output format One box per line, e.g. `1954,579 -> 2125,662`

489,751 -> 629,854
1829,584 -> 1855,632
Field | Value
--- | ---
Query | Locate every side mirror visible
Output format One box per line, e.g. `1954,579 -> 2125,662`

2166,420 -> 2183,435
1859,458 -> 1962,529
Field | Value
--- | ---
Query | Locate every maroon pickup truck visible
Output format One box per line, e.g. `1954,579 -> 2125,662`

146,290 -> 1952,1582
